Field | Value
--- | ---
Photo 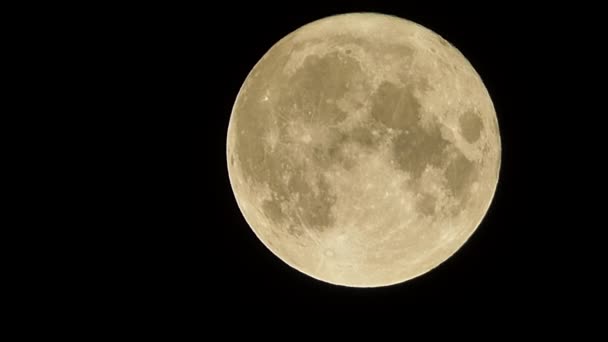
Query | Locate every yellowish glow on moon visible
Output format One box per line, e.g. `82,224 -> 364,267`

226,13 -> 501,287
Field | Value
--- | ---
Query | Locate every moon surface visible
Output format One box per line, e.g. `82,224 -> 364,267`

226,13 -> 501,287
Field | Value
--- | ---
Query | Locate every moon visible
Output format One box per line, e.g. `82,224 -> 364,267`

226,13 -> 501,287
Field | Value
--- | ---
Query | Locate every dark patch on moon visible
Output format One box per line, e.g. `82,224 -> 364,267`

311,125 -> 379,172
310,131 -> 349,170
287,170 -> 337,231
329,147 -> 357,170
371,82 -> 421,130
262,196 -> 285,224
459,110 -> 484,143
416,193 -> 437,216
370,80 -> 453,181
392,124 -> 449,179
260,166 -> 338,236
311,145 -> 332,170
349,125 -> 377,148
278,51 -> 364,126
445,153 -> 477,202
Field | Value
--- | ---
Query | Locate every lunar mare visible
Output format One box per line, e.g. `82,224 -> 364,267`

227,13 -> 501,287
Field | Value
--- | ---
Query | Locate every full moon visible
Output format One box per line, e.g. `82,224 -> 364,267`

226,13 -> 501,287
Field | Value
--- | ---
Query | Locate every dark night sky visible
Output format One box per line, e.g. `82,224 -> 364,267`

115,1 -> 592,316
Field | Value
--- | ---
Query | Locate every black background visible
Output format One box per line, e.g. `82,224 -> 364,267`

110,1 -> 592,317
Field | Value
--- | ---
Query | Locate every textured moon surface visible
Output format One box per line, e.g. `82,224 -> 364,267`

226,13 -> 501,287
